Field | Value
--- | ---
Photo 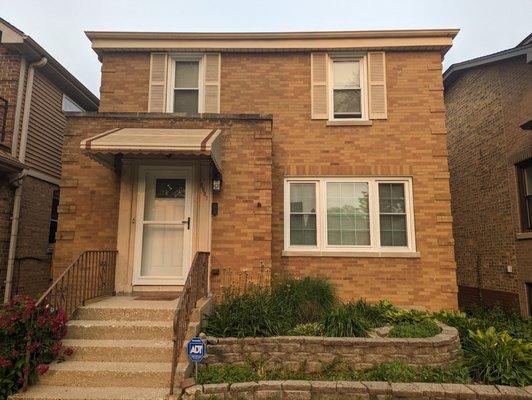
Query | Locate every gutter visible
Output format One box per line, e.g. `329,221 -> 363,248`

3,57 -> 47,303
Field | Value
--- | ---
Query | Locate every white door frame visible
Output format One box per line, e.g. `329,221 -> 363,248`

133,165 -> 195,285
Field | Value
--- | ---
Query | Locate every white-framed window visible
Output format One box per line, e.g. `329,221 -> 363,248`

328,55 -> 368,121
167,54 -> 203,114
283,177 -> 416,253
62,95 -> 83,112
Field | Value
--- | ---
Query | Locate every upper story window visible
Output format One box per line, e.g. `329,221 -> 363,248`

172,60 -> 201,113
284,177 -> 415,254
167,55 -> 203,114
62,95 -> 83,112
517,159 -> 532,231
329,56 -> 368,121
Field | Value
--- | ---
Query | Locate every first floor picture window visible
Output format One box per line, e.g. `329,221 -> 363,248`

284,177 -> 415,253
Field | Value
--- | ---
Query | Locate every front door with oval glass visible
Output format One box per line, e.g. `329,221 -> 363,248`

133,166 -> 193,285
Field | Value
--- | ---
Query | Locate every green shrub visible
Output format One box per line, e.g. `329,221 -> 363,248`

204,277 -> 337,338
464,306 -> 532,342
417,362 -> 472,384
197,360 -> 472,385
388,320 -> 441,338
385,308 -> 433,324
204,286 -> 287,337
0,296 -> 72,398
197,364 -> 258,384
358,361 -> 417,382
271,277 -> 337,324
286,322 -> 323,336
321,302 -> 372,337
463,327 -> 532,387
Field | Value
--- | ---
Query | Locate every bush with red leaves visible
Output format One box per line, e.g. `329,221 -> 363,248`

0,295 -> 73,398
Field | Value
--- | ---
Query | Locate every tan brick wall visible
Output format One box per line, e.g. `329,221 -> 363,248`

0,44 -> 22,148
445,56 -> 532,315
79,50 -> 457,311
53,115 -> 273,291
219,52 -> 456,310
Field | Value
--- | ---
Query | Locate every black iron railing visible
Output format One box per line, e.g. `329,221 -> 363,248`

169,251 -> 209,395
22,250 -> 117,389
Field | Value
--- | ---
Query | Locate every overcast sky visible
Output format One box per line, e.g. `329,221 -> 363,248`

1,0 -> 530,96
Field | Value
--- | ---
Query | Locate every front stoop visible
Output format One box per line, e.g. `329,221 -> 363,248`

10,295 -> 185,400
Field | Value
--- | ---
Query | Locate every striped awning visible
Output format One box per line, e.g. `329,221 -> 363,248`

80,128 -> 222,173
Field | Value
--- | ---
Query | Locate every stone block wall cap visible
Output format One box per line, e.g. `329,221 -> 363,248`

310,380 -> 337,393
361,381 -> 392,394
336,381 -> 367,393
203,383 -> 229,394
281,380 -> 312,390
230,381 -> 259,392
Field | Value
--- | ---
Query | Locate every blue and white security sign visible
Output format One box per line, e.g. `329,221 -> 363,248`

186,337 -> 206,363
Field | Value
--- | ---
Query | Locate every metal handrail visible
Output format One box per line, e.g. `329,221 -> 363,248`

22,249 -> 117,390
169,251 -> 210,395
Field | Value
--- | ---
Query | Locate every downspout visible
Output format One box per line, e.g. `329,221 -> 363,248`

3,57 -> 47,303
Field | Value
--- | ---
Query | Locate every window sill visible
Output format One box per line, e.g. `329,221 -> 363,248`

326,120 -> 373,126
516,232 -> 532,240
282,250 -> 420,258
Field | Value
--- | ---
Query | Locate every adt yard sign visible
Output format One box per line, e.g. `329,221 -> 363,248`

187,337 -> 206,363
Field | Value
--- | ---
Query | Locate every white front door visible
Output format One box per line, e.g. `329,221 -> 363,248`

133,166 -> 194,285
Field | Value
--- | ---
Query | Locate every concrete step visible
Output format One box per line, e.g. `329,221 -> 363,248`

74,304 -> 176,322
38,362 -> 171,388
66,320 -> 172,340
62,339 -> 174,363
10,386 -> 170,400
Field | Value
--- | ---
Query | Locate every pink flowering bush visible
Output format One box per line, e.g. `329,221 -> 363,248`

0,295 -> 72,398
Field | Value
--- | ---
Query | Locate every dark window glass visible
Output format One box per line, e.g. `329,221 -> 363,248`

517,159 -> 532,231
290,183 -> 317,245
379,183 -> 407,247
48,190 -> 60,244
155,179 -> 186,198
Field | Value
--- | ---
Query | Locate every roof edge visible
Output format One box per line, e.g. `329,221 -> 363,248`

85,28 -> 460,41
0,17 -> 99,111
444,41 -> 532,88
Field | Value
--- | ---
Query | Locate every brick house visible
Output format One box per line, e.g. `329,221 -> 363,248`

444,34 -> 532,316
52,28 -> 459,311
0,18 -> 98,301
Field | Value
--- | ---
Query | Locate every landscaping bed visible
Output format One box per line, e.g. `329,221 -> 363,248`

201,277 -> 532,388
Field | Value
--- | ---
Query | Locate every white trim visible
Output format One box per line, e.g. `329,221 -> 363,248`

327,54 -> 369,122
133,165 -> 196,285
283,176 -> 416,255
166,53 -> 204,113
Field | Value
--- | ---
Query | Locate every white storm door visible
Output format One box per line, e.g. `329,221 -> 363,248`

134,166 -> 193,285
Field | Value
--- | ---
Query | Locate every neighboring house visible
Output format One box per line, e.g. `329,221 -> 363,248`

444,34 -> 532,315
52,28 -> 459,311
0,18 -> 98,301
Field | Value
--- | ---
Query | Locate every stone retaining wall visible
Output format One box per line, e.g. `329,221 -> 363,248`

205,324 -> 461,371
183,381 -> 532,399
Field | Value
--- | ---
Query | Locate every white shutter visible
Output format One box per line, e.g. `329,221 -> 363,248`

203,53 -> 221,113
311,53 -> 328,120
148,53 -> 168,112
368,52 -> 387,120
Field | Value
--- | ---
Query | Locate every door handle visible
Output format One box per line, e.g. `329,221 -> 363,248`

182,217 -> 191,230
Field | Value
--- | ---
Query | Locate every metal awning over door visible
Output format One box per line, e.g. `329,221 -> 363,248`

80,128 -> 222,174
